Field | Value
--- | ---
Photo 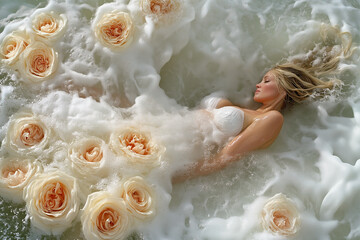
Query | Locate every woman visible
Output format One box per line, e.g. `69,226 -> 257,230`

172,25 -> 353,183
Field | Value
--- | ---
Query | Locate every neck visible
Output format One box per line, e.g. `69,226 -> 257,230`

256,98 -> 284,113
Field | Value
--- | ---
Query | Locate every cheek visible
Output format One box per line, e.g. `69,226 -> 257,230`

264,84 -> 281,97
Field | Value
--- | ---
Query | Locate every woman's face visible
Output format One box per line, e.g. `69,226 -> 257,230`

254,70 -> 286,104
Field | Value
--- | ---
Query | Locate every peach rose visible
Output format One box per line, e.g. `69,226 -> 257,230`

109,128 -> 165,170
0,158 -> 41,203
93,11 -> 134,50
23,170 -> 80,235
0,30 -> 30,66
68,136 -> 107,180
140,0 -> 181,23
19,41 -> 58,83
4,112 -> 52,156
81,191 -> 133,240
31,11 -> 67,42
261,193 -> 301,236
119,176 -> 156,220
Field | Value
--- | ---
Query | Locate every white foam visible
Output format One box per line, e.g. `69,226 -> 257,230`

0,0 -> 360,239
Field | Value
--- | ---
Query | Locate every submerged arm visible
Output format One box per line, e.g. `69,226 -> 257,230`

172,111 -> 283,183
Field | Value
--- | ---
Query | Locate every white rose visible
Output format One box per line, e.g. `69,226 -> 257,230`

261,193 -> 301,236
109,127 -> 165,170
93,11 -> 134,50
0,30 -> 30,66
3,112 -> 52,156
68,136 -> 107,181
119,176 -> 156,220
0,157 -> 41,203
140,0 -> 181,23
23,170 -> 80,235
19,41 -> 58,83
81,191 -> 133,240
31,11 -> 67,42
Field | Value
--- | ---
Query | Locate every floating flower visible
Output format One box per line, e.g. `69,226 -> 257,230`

93,11 -> 134,50
19,41 -> 58,83
23,170 -> 80,235
140,0 -> 181,23
0,158 -> 41,203
109,127 -> 165,169
0,30 -> 30,66
119,176 -> 156,220
68,136 -> 107,180
31,11 -> 67,42
4,112 -> 52,156
81,191 -> 132,240
261,193 -> 301,236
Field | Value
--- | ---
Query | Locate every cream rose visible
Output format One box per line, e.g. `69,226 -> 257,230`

93,11 -> 134,50
0,30 -> 30,66
109,127 -> 165,169
31,11 -> 67,41
140,0 -> 181,23
119,176 -> 156,220
19,41 -> 58,82
4,112 -> 52,156
23,170 -> 80,235
68,136 -> 107,180
81,191 -> 133,240
261,193 -> 301,236
0,158 -> 41,203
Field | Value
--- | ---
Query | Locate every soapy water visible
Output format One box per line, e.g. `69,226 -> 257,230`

0,0 -> 360,239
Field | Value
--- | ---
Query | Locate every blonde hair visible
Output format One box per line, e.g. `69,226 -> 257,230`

272,25 -> 354,105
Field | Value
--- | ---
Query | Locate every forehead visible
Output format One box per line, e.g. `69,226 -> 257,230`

262,70 -> 277,81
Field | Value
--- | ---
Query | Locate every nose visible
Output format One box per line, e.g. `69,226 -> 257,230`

256,83 -> 261,88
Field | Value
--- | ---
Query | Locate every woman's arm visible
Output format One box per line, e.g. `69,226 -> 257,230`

216,98 -> 234,108
172,110 -> 283,183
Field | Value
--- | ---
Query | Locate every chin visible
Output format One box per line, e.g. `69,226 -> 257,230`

253,96 -> 261,103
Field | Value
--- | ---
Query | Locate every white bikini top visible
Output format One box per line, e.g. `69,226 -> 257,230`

200,95 -> 244,137
212,107 -> 244,137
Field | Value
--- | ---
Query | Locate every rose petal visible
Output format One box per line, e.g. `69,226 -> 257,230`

261,193 -> 301,236
81,191 -> 132,240
23,170 -> 80,235
93,11 -> 134,50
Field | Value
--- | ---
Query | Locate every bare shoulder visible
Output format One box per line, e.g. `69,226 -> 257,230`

258,110 -> 284,130
263,110 -> 283,122
256,111 -> 283,148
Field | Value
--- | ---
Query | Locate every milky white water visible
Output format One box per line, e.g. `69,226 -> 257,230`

0,0 -> 360,239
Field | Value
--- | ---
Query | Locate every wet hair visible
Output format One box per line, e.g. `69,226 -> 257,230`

271,25 -> 354,106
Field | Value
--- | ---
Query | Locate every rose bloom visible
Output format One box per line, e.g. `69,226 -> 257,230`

119,176 -> 156,220
109,128 -> 165,169
93,11 -> 134,50
68,136 -> 107,180
4,112 -> 52,156
19,41 -> 58,83
31,11 -> 67,42
0,158 -> 41,203
81,191 -> 133,240
140,0 -> 181,23
23,170 -> 80,235
0,30 -> 30,66
261,193 -> 301,236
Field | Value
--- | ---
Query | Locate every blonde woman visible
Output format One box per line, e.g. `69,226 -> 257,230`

173,26 -> 353,183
